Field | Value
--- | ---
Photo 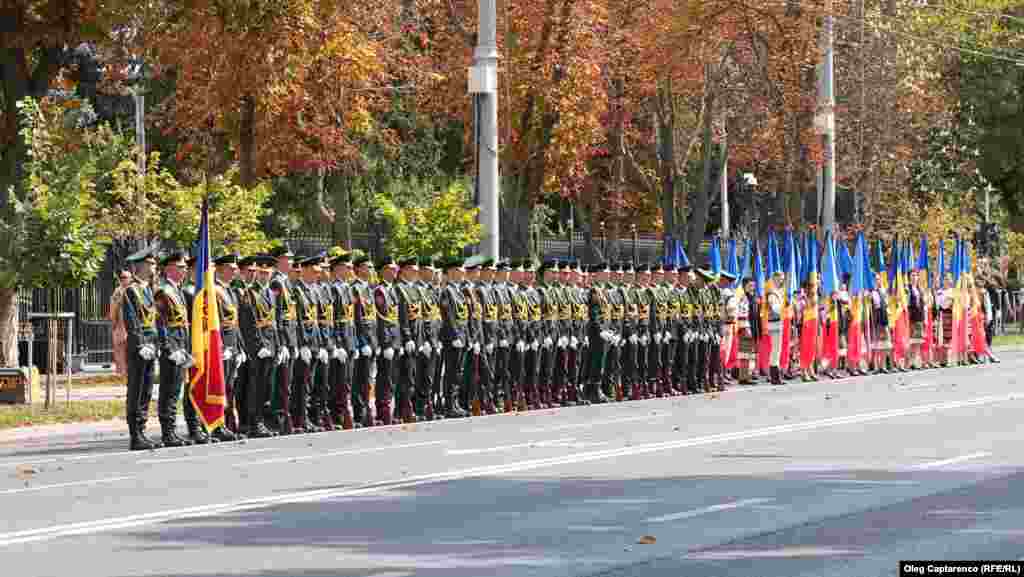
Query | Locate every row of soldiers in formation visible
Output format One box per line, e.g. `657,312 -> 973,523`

118,243 -> 736,450
118,242 -> 997,451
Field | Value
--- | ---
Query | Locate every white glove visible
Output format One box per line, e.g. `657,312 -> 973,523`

560,336 -> 570,349
223,348 -> 234,361
182,353 -> 196,369
332,347 -> 342,360
138,344 -> 155,360
338,348 -> 349,364
360,345 -> 373,357
422,342 -> 433,357
259,347 -> 273,360
629,334 -> 639,345
499,339 -> 509,348
383,347 -> 395,360
168,349 -> 185,366
300,347 -> 312,363
612,335 -> 621,347
664,331 -> 672,343
235,350 -> 247,367
584,336 -> 590,348
376,347 -> 382,356
654,332 -> 662,344
543,337 -> 554,349
485,343 -> 494,355
473,342 -> 481,355
318,348 -> 329,363
274,347 -> 286,365
452,338 -> 464,349
351,348 -> 360,361
291,347 -> 298,360
405,340 -> 416,354
570,336 -> 579,350
640,334 -> 650,346
435,341 -> 443,353
600,330 -> 610,342
517,340 -> 526,353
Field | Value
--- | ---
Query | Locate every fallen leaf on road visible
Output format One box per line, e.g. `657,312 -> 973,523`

825,394 -> 834,400
15,465 -> 38,479
672,426 -> 680,432
709,394 -> 720,400
637,535 -> 657,545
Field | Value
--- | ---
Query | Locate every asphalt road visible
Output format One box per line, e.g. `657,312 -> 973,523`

2,354 -> 1023,577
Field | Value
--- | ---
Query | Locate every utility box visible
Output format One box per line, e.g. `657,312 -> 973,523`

0,367 -> 41,405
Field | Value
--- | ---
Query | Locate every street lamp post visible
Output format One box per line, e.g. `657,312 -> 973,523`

742,172 -> 757,240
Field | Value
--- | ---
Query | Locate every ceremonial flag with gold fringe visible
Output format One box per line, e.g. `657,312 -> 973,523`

821,230 -> 840,370
189,199 -> 226,430
848,231 -> 867,368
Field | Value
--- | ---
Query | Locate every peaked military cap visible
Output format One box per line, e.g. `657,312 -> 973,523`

254,254 -> 277,269
441,257 -> 464,272
636,263 -> 651,273
418,256 -> 435,270
125,244 -> 157,264
695,268 -> 715,281
214,253 -> 239,266
353,253 -> 373,267
539,260 -> 559,274
463,254 -> 486,270
586,263 -> 606,273
161,250 -> 188,268
720,270 -> 737,281
663,262 -> 676,273
269,244 -> 294,258
398,256 -> 419,269
330,252 -> 352,267
378,255 -> 398,269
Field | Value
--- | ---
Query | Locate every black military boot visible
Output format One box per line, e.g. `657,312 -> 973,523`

188,422 -> 215,445
248,416 -> 275,438
212,427 -> 239,442
131,421 -> 160,451
161,421 -> 190,448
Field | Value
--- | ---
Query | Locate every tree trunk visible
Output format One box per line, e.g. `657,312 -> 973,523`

688,65 -> 715,261
239,94 -> 256,188
0,287 -> 18,368
657,79 -> 676,243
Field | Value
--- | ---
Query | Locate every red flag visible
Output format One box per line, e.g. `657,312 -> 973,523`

848,295 -> 862,368
800,306 -> 818,371
780,304 -> 791,371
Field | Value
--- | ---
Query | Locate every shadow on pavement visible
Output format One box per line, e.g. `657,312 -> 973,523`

94,468 -> 1024,577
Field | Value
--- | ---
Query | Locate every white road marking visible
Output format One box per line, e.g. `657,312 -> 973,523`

521,414 -> 669,434
0,392 -> 1016,547
0,476 -> 136,496
234,440 -> 448,468
818,479 -> 919,486
913,451 -> 992,470
566,525 -> 627,533
137,448 -> 278,465
445,438 -> 577,456
645,498 -> 774,523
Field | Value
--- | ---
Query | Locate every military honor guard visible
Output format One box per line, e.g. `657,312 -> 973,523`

122,245 -> 160,450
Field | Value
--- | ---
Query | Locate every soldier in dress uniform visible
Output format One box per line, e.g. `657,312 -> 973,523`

310,254 -> 336,430
231,258 -> 253,432
673,263 -> 697,393
493,260 -> 516,413
439,258 -> 470,418
521,260 -> 544,410
658,263 -> 679,395
460,258 -> 484,414
536,260 -> 560,408
688,269 -> 711,392
328,253 -> 357,429
417,257 -> 443,420
374,256 -> 401,426
476,259 -> 501,413
570,261 -> 589,404
154,251 -> 204,446
632,264 -> 651,399
617,262 -> 640,400
212,253 -> 243,441
269,245 -> 299,435
507,260 -> 529,410
237,255 -> 279,438
395,256 -> 423,423
604,264 -> 625,400
351,254 -> 378,427
647,263 -> 667,396
122,245 -> 160,450
586,262 -> 613,403
292,256 -> 324,433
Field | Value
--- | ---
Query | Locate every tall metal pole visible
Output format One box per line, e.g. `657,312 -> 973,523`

470,0 -> 500,260
134,88 -> 146,175
818,0 -> 837,234
721,147 -> 729,238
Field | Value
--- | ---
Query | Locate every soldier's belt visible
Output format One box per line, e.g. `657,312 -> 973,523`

255,320 -> 274,329
166,322 -> 187,329
303,321 -> 318,327
223,320 -> 239,329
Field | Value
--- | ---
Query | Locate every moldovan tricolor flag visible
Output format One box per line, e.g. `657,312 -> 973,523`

189,199 -> 226,431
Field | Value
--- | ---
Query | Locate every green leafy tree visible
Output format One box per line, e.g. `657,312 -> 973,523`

0,97 -> 110,365
375,181 -> 481,258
